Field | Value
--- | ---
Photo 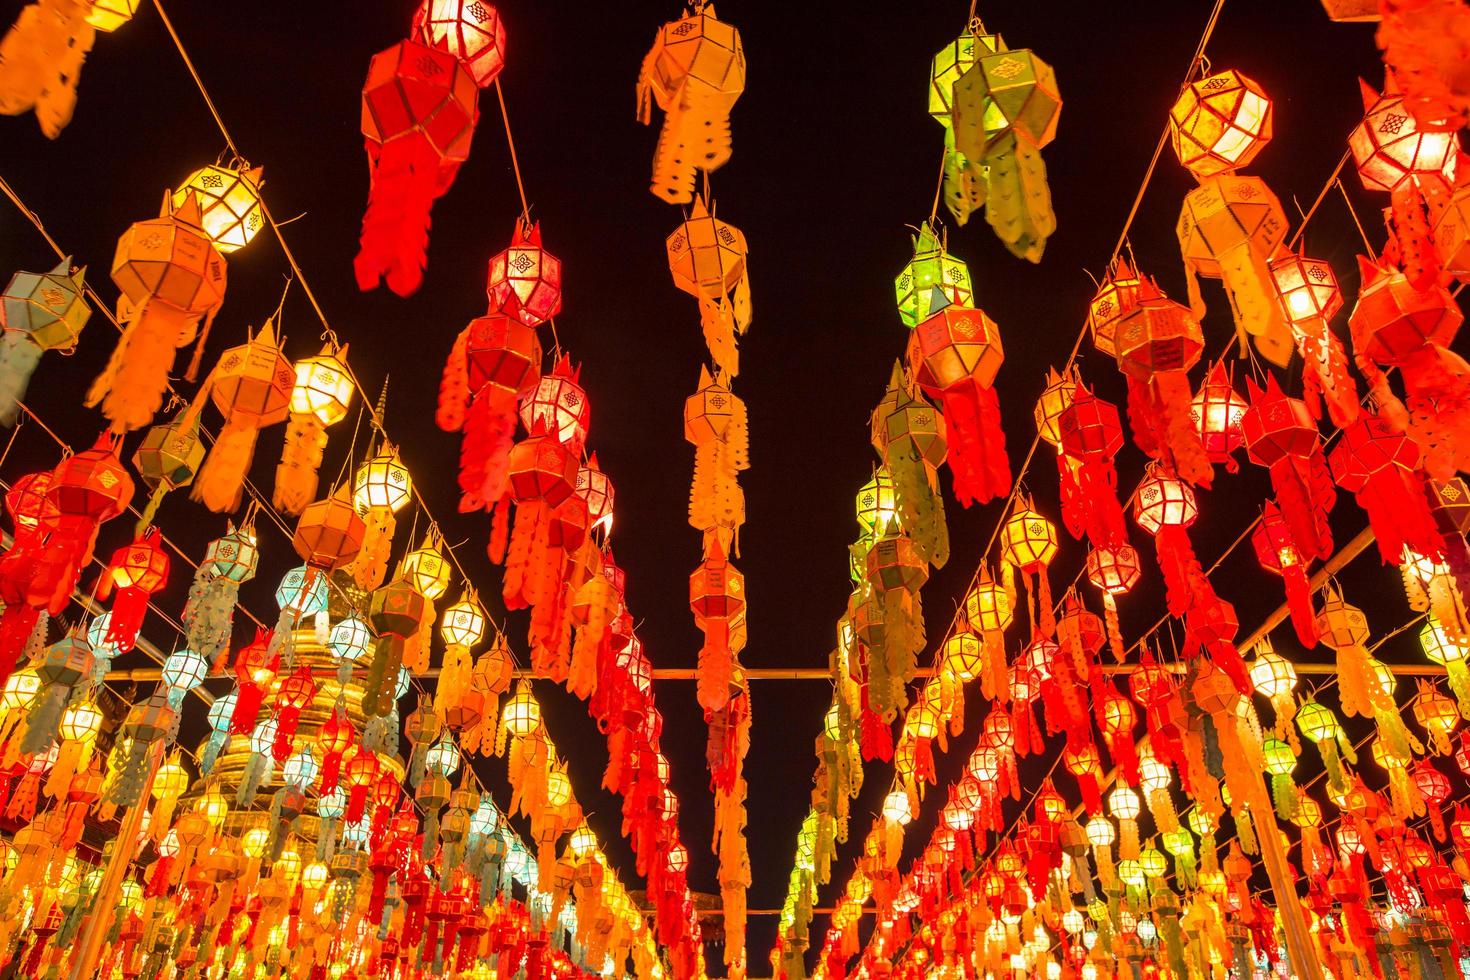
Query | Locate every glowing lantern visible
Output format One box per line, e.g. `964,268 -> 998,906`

1240,374 -> 1335,562
85,0 -> 139,31
856,467 -> 898,534
1350,78 -> 1457,194
440,595 -> 486,649
172,162 -> 265,254
501,684 -> 541,738
4,470 -> 55,533
576,453 -> 615,536
275,344 -> 354,515
1088,262 -> 1142,359
401,534 -> 451,600
192,320 -> 294,513
940,633 -> 983,683
895,223 -> 974,328
1000,507 -> 1058,569
87,192 -> 227,432
160,647 -> 208,708
293,487 -> 367,572
487,220 -> 563,326
353,447 -> 413,514
1168,70 -> 1272,178
1086,544 -> 1141,596
506,430 -> 578,506
1132,467 -> 1196,535
665,195 -> 750,377
355,31 -> 479,297
520,355 -> 590,449
0,257 -> 90,426
1414,683 -> 1459,755
882,789 -> 913,825
97,530 -> 170,653
1190,364 -> 1246,464
1251,501 -> 1317,648
413,0 -> 506,86
1034,367 -> 1078,448
329,615 -> 373,664
636,6 -> 745,204
907,303 -> 1010,506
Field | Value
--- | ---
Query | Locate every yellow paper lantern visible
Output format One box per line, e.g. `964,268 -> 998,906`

1168,70 -> 1273,179
172,163 -> 266,254
353,448 -> 413,514
502,687 -> 541,737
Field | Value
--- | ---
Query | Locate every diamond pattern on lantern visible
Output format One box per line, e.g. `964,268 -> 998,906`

1379,113 -> 1408,135
991,56 -> 1025,79
468,1 -> 488,19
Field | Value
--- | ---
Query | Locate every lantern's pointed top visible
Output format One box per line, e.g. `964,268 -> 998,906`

887,361 -> 907,391
689,195 -> 710,220
47,256 -> 71,279
171,189 -> 205,228
256,317 -> 280,350
1356,253 -> 1383,285
704,536 -> 727,562
243,165 -> 265,187
697,364 -> 714,390
1358,78 -> 1381,110
514,219 -> 543,247
585,451 -> 601,472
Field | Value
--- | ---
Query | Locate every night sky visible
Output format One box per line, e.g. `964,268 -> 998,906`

0,0 -> 1429,973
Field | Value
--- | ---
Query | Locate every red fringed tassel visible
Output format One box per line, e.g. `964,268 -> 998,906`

1072,769 -> 1101,814
859,703 -> 894,762
104,584 -> 150,654
941,384 -> 1011,507
437,327 -> 470,432
487,493 -> 511,565
1269,454 -> 1335,563
0,604 -> 39,692
1152,524 -> 1205,619
1283,563 -> 1319,649
1155,372 -> 1213,488
1125,375 -> 1163,459
1402,343 -> 1470,480
354,137 -> 443,298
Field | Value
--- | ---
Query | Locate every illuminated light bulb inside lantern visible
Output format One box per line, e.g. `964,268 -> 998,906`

1422,619 -> 1469,665
856,468 -> 898,534
568,824 -> 598,858
353,449 -> 412,514
426,737 -> 462,778
328,615 -> 373,663
440,595 -> 487,648
172,163 -> 265,253
502,688 -> 541,736
545,769 -> 573,809
1403,546 -> 1452,586
1046,963 -> 1062,980
289,350 -> 354,426
882,789 -> 913,825
303,861 -> 329,890
241,827 -> 270,859
1085,815 -> 1115,848
1,667 -> 40,712
402,536 -> 452,600
59,699 -> 103,744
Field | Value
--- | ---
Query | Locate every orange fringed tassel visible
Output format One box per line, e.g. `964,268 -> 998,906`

192,419 -> 258,514
348,508 -> 395,592
85,301 -> 187,435
1155,372 -> 1213,488
697,620 -> 733,713
503,501 -> 541,610
0,0 -> 94,139
273,414 -> 327,516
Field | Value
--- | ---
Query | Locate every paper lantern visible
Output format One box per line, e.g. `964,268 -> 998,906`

895,224 -> 974,328
353,448 -> 413,514
355,36 -> 479,296
519,355 -> 589,448
191,321 -> 294,514
856,467 -> 898,535
292,488 -> 366,572
275,565 -> 328,620
882,789 -> 913,825
440,595 -> 487,649
401,535 -> 451,600
501,686 -> 540,737
575,453 -> 615,536
1132,469 -> 1196,534
1190,364 -> 1246,463
1001,508 -> 1057,571
275,345 -> 354,516
171,163 -> 265,254
98,530 -> 170,653
1351,78 -> 1457,194
636,6 -> 745,204
87,192 -> 227,432
327,615 -> 373,664
161,647 -> 207,703
667,193 -> 747,301
506,431 -> 578,506
1168,70 -> 1272,178
412,0 -> 506,86
85,0 -> 139,31
0,257 -> 90,426
1240,374 -> 1335,562
487,220 -> 563,326
5,470 -> 55,533
1086,544 -> 1141,595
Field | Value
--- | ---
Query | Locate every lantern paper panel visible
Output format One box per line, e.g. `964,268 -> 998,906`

412,0 -> 507,87
636,6 -> 746,204
171,163 -> 265,255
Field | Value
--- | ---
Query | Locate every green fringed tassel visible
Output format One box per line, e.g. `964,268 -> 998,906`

19,682 -> 65,755
236,750 -> 270,807
1272,773 -> 1299,823
361,635 -> 403,718
888,448 -> 949,569
984,135 -> 1054,263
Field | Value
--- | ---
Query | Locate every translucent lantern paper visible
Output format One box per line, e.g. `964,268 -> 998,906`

636,6 -> 745,204
1267,251 -> 1359,428
0,257 -> 90,427
520,355 -> 590,450
353,447 -> 413,514
171,163 -> 265,255
949,30 -> 1061,261
1189,363 -> 1247,467
929,28 -> 1002,223
487,220 -> 563,327
413,0 -> 506,87
1351,77 -> 1458,195
1168,70 -> 1273,179
85,0 -> 138,31
895,223 -> 975,329
86,192 -> 227,431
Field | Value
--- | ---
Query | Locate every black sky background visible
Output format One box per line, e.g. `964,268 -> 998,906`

0,0 -> 1445,973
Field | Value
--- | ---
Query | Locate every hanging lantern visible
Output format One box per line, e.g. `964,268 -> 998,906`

1055,380 -> 1127,551
440,594 -> 487,649
907,304 -> 1010,506
1251,501 -> 1317,648
949,30 -> 1062,261
870,364 -> 949,567
928,28 -> 999,223
520,354 -> 590,449
0,257 -> 89,427
171,162 -> 265,254
1329,412 -> 1444,564
160,647 -> 208,709
438,311 -> 540,512
1088,262 -> 1143,359
275,344 -> 353,516
1351,78 -> 1458,195
96,529 -> 170,653
362,573 -> 427,718
85,0 -> 139,31
355,27 -> 479,296
1240,374 -> 1335,564
685,365 -> 750,555
1415,682 -> 1459,755
635,6 -> 745,204
184,522 -> 257,669
487,219 -> 564,326
894,223 -> 974,328
293,487 -> 367,572
191,320 -> 294,513
353,446 -> 413,514
506,429 -> 578,507
412,0 -> 506,86
691,540 -> 744,714
328,615 -> 373,664
402,534 -> 451,601
666,195 -> 751,378
1266,251 -> 1359,428
1167,70 -> 1272,179
576,453 -> 615,537
4,469 -> 55,534
1189,363 -> 1246,466
86,192 -> 227,431
131,411 -> 206,530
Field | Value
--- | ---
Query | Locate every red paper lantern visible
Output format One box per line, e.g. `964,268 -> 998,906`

519,355 -> 589,449
1350,78 -> 1458,194
506,432 -> 578,507
1240,374 -> 1335,562
97,530 -> 170,653
413,0 -> 507,87
5,470 -> 57,533
1190,363 -> 1246,464
1328,413 -> 1444,563
1251,501 -> 1317,648
487,220 -> 563,326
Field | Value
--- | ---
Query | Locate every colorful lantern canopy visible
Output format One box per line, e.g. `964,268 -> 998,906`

86,191 -> 227,431
355,29 -> 479,297
949,28 -> 1061,261
275,344 -> 353,516
412,0 -> 506,87
636,5 -> 745,204
189,319 -> 294,513
487,219 -> 564,327
1167,69 -> 1273,179
0,257 -> 89,426
907,304 -> 1010,507
438,311 -> 541,511
171,162 -> 265,254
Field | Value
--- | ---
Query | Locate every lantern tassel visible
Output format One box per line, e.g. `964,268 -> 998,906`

274,414 -> 327,516
0,333 -> 41,427
982,135 -> 1054,264
940,384 -> 1011,507
0,0 -> 94,138
436,325 -> 470,432
1401,344 -> 1470,480
354,134 -> 445,297
86,300 -> 188,435
193,419 -> 259,514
